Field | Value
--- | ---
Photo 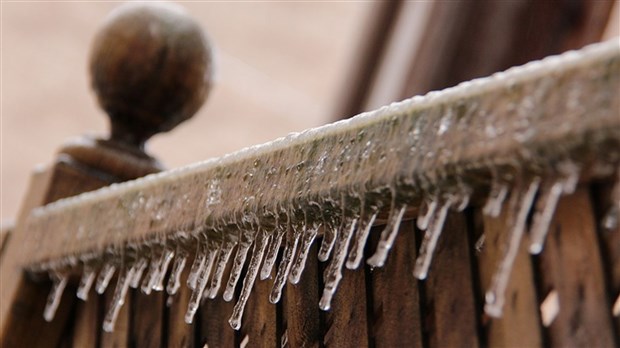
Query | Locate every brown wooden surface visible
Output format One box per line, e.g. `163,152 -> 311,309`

240,270 -> 277,347
166,266 -> 196,348
420,212 -> 479,348
284,243 -> 321,348
199,293 -> 236,347
369,220 -> 423,347
130,291 -> 163,347
72,295 -> 100,347
475,207 -> 543,347
534,187 -> 616,347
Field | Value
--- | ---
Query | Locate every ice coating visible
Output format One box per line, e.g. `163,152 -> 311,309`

166,252 -> 187,295
528,179 -> 565,254
77,267 -> 96,301
103,265 -> 135,332
43,272 -> 68,322
22,40 -> 620,330
485,177 -> 541,317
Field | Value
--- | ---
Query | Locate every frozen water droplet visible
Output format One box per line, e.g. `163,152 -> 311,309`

260,227 -> 285,280
319,218 -> 357,311
289,222 -> 319,284
483,180 -> 509,217
44,272 -> 68,322
270,223 -> 299,304
417,196 -> 438,230
452,186 -> 472,212
142,250 -> 165,295
166,252 -> 187,296
229,230 -> 269,330
540,290 -> 560,327
96,262 -> 116,294
485,177 -> 540,318
224,231 -> 255,302
367,204 -> 407,268
77,267 -> 96,301
346,207 -> 378,270
529,179 -> 564,254
185,241 -> 217,324
129,257 -> 148,289
103,265 -> 135,332
206,240 -> 236,299
153,248 -> 175,291
187,242 -> 207,290
475,234 -> 486,254
413,198 -> 452,280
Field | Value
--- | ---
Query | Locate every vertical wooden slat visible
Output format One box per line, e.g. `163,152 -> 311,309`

199,296 -> 236,347
129,291 -> 163,347
284,243 -> 321,348
101,286 -> 130,348
535,187 -> 616,346
323,266 -> 369,347
420,212 -> 479,348
475,208 -> 543,347
369,220 -> 423,347
72,295 -> 101,347
166,266 -> 195,348
240,274 -> 277,347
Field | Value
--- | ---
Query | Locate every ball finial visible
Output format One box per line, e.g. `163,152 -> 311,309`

90,2 -> 214,149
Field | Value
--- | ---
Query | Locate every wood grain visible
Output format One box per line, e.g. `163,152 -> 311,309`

534,187 -> 616,347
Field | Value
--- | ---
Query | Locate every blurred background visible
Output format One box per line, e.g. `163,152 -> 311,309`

1,1 -> 618,222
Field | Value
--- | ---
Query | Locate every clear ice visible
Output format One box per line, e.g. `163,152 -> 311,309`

288,220 -> 319,284
185,240 -> 217,324
206,239 -> 236,299
96,262 -> 116,294
43,272 -> 68,322
166,252 -> 187,296
260,226 -> 284,280
346,207 -> 378,270
529,179 -> 565,254
269,222 -> 299,303
367,204 -> 407,268
413,198 -> 452,280
103,265 -> 135,332
224,230 -> 254,302
77,267 -> 96,301
319,218 -> 357,311
485,177 -> 540,317
483,179 -> 509,217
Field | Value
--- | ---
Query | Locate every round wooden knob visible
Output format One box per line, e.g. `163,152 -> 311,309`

90,2 -> 214,149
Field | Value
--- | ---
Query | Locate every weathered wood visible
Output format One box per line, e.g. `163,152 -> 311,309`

166,266 -> 195,348
475,207 -> 542,347
284,243 -> 321,348
240,273 -> 277,347
130,291 -> 163,347
534,187 -> 616,346
199,294 -> 236,347
323,263 -> 369,347
369,220 -> 423,347
72,295 -> 100,347
420,212 -> 479,348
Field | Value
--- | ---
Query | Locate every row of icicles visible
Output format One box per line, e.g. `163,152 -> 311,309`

41,166 -> 620,332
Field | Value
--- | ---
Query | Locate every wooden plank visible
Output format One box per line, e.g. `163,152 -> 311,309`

369,220 -> 423,347
167,267 -> 196,348
199,295 -> 236,347
240,272 -> 277,347
101,287 -> 130,348
72,295 -> 101,347
475,207 -> 542,347
323,263 -> 369,347
284,242 -> 321,348
420,212 -> 479,348
534,187 -> 616,346
129,291 -> 163,347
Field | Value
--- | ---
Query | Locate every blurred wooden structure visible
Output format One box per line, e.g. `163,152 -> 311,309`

1,1 -> 619,347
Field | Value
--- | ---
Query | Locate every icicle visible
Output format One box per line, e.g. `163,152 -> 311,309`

224,231 -> 255,301
485,177 -> 540,318
602,169 -> 620,231
229,230 -> 269,330
318,223 -> 337,262
483,180 -> 509,217
529,180 -> 564,254
43,272 -> 68,322
319,218 -> 357,311
269,222 -> 300,303
346,206 -> 378,270
613,293 -> 620,317
417,195 -> 438,230
367,204 -> 407,268
187,242 -> 207,290
288,221 -> 319,284
206,239 -> 236,299
103,266 -> 135,332
96,262 -> 116,294
77,267 -> 96,301
166,252 -> 187,296
540,290 -> 560,327
413,198 -> 452,280
475,234 -> 486,253
141,250 -> 165,295
260,226 -> 285,280
185,242 -> 217,324
129,257 -> 148,289
153,248 -> 175,291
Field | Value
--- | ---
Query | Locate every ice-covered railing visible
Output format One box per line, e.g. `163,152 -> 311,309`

22,39 -> 620,332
